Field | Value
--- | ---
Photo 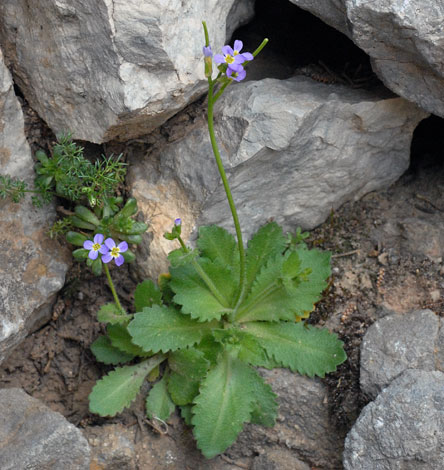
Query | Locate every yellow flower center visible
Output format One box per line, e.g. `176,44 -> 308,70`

92,243 -> 101,251
111,246 -> 120,258
233,50 -> 239,56
225,55 -> 234,64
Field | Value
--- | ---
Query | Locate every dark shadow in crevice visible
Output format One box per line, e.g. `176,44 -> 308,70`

408,115 -> 444,176
229,0 -> 380,88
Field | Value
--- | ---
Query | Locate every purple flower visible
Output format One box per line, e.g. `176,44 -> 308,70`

214,40 -> 253,74
102,238 -> 128,267
174,218 -> 182,226
203,45 -> 212,57
83,234 -> 108,260
227,66 -> 247,82
232,40 -> 254,62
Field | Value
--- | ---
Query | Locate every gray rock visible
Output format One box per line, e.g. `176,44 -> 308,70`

0,0 -> 254,143
289,0 -> 350,36
228,368 -> 343,469
290,0 -> 444,118
0,388 -> 90,469
0,48 -> 70,364
360,309 -> 440,399
347,1 -> 444,118
344,369 -> 444,470
128,76 -> 426,279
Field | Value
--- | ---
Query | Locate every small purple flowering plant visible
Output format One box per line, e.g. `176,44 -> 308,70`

88,22 -> 346,460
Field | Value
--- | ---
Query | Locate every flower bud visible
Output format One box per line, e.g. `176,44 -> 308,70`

203,45 -> 213,78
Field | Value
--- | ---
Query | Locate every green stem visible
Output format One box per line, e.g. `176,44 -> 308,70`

207,82 -> 246,306
178,235 -> 231,308
103,263 -> 125,314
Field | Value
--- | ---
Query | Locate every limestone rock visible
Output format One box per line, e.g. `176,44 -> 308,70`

128,76 -> 427,279
290,0 -> 444,118
0,48 -> 70,364
0,0 -> 254,143
0,388 -> 90,469
344,370 -> 444,470
360,309 -> 440,399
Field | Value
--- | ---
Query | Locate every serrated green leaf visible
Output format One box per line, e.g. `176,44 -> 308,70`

191,351 -> 258,458
248,371 -> 278,427
89,357 -> 164,417
107,324 -> 147,356
146,375 -> 175,421
168,248 -> 199,267
236,247 -> 331,323
170,258 -> 237,321
128,305 -> 215,353
134,279 -> 162,312
97,303 -> 131,325
197,225 -> 239,271
168,371 -> 200,406
168,349 -> 209,381
244,322 -> 346,378
90,335 -> 135,365
195,335 -> 224,365
237,333 -> 278,369
236,253 -> 297,322
244,222 -> 286,297
288,247 -> 331,317
180,405 -> 193,426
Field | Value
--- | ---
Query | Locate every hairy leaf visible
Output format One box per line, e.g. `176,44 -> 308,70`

236,247 -> 331,323
90,335 -> 134,365
128,305 -> 214,353
248,369 -> 278,427
244,222 -> 286,297
107,324 -> 147,356
197,225 -> 239,271
236,253 -> 296,322
168,349 -> 209,381
288,247 -> 331,319
97,303 -> 131,325
170,259 -> 237,321
191,352 -> 257,458
134,280 -> 162,312
89,357 -> 163,416
180,405 -> 193,426
168,248 -> 199,267
237,333 -> 278,369
168,371 -> 200,406
146,375 -> 175,421
244,322 -> 346,378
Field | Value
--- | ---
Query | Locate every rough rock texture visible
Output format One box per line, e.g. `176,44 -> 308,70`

229,368 -> 343,469
289,0 -> 350,36
0,0 -> 254,143
0,388 -> 90,469
290,0 -> 444,118
0,48 -> 69,365
343,370 -> 444,470
360,309 -> 442,399
128,76 -> 427,278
